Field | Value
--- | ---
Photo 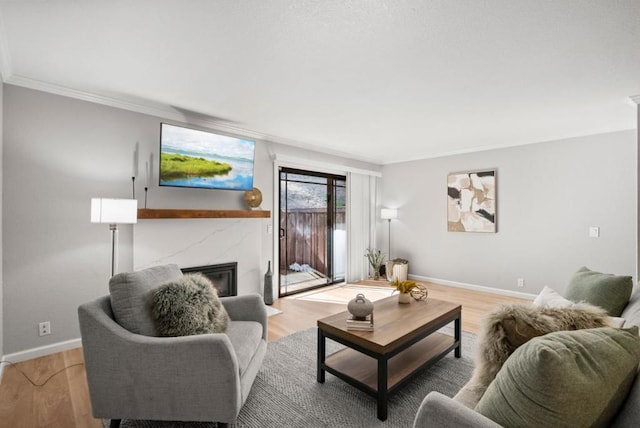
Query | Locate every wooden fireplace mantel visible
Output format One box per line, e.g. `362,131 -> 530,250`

137,208 -> 271,219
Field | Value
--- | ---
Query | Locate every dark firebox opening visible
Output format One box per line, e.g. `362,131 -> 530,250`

181,262 -> 237,297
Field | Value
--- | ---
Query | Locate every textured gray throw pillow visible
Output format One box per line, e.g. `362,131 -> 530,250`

152,273 -> 230,336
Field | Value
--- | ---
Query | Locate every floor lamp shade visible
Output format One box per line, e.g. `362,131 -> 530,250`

91,198 -> 138,277
91,198 -> 138,224
380,208 -> 398,220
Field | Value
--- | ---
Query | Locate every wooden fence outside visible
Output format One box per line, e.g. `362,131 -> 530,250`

279,208 -> 346,274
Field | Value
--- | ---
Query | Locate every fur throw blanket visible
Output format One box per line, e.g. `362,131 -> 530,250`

454,303 -> 611,408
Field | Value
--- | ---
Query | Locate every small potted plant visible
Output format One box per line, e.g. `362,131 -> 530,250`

364,248 -> 386,280
392,279 -> 418,304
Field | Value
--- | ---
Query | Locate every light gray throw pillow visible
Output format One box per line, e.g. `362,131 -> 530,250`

109,264 -> 183,335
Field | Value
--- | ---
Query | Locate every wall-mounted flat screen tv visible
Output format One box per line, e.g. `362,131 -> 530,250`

159,123 -> 256,191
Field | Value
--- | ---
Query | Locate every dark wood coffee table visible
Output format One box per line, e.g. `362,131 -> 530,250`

317,295 -> 462,421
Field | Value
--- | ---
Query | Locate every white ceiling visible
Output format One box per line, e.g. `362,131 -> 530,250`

0,1 -> 638,164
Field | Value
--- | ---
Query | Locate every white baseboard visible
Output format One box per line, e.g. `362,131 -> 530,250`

0,337 -> 82,384
409,274 -> 537,300
0,361 -> 7,385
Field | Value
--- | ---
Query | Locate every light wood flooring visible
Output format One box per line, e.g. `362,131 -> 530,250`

0,280 -> 529,427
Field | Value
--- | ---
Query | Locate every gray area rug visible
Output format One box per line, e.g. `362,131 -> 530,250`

105,326 -> 476,428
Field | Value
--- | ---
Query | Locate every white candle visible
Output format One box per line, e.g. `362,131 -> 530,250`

145,161 -> 149,187
133,142 -> 139,177
149,153 -> 154,185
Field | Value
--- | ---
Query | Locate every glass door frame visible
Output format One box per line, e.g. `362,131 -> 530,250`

278,167 -> 346,297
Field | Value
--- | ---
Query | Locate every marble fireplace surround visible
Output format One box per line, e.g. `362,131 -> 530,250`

133,218 -> 264,296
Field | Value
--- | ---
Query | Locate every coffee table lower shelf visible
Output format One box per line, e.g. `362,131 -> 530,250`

320,332 -> 458,420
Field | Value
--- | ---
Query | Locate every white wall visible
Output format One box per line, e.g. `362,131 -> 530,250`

0,81 -> 4,359
381,130 -> 636,295
3,85 -> 154,354
1,84 -> 380,356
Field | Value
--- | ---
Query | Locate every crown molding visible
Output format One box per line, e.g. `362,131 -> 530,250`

6,74 -> 255,135
630,95 -> 640,105
4,74 -> 383,165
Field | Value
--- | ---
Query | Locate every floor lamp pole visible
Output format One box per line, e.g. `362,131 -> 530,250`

387,219 -> 392,260
110,224 -> 118,277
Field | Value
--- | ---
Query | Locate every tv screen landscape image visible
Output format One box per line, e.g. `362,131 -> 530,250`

159,123 -> 256,191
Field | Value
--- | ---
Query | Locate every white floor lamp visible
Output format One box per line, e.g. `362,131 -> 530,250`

91,198 -> 138,276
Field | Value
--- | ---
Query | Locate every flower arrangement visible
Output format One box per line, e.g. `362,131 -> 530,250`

364,248 -> 386,279
392,279 -> 418,294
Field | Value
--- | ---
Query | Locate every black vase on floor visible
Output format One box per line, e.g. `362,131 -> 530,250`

264,261 -> 274,305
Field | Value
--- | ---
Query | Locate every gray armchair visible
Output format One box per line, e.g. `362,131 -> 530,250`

78,293 -> 267,427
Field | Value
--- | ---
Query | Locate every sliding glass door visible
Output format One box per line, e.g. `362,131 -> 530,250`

279,168 -> 346,296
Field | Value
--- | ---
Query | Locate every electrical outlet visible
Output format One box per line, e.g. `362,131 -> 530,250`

39,321 -> 51,336
517,278 -> 525,288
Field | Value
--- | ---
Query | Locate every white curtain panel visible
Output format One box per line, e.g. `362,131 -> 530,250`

347,173 -> 378,282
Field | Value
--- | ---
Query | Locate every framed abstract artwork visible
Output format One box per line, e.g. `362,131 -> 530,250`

447,169 -> 496,233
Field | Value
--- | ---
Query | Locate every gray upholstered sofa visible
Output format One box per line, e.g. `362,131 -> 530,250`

78,264 -> 267,427
413,288 -> 640,428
